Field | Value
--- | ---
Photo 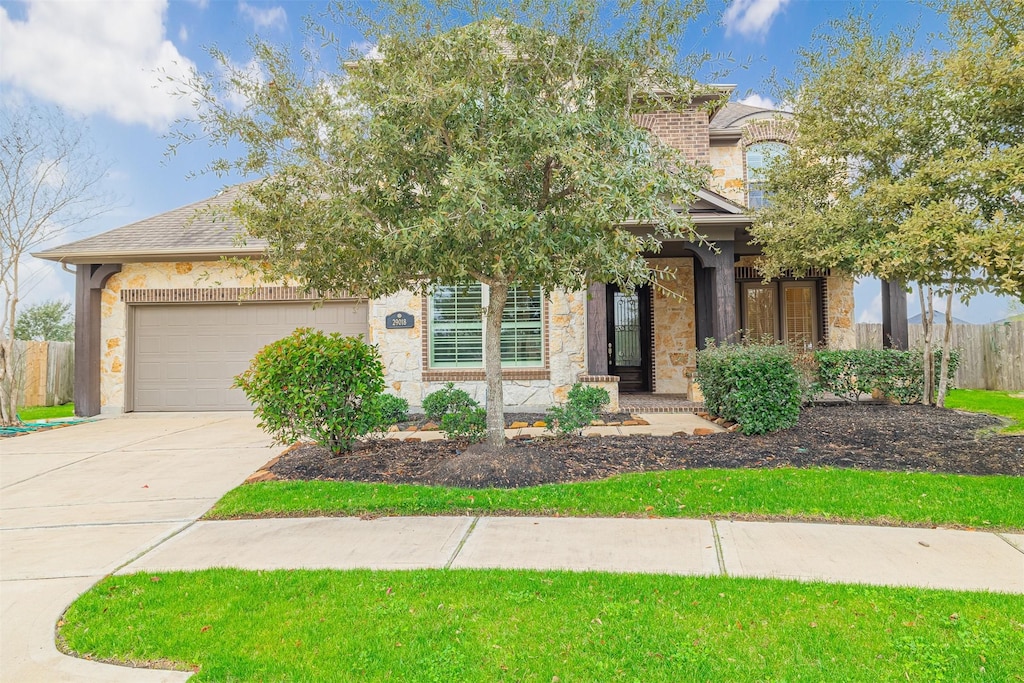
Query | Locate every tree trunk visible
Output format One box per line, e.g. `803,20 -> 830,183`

483,281 -> 508,450
0,269 -> 20,426
919,284 -> 934,406
936,287 -> 955,408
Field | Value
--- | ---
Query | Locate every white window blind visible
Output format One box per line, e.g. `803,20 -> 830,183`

429,284 -> 543,367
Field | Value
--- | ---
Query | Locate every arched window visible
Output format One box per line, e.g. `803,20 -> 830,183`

746,142 -> 787,209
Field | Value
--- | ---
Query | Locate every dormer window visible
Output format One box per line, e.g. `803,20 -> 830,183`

746,142 -> 787,209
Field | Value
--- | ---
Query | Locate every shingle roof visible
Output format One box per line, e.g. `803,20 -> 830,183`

33,184 -> 267,264
710,101 -> 786,130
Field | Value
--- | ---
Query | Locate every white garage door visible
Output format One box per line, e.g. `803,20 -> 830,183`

131,301 -> 369,411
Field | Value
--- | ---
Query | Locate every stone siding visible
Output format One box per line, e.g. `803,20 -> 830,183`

826,275 -> 856,349
649,257 -> 697,395
709,143 -> 745,204
373,287 -> 588,411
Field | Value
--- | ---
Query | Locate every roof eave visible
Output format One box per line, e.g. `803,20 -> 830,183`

32,246 -> 267,266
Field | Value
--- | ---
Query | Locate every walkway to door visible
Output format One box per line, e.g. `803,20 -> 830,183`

619,393 -> 703,414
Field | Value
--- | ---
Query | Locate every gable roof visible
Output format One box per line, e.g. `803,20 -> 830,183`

33,184 -> 263,265
710,101 -> 787,131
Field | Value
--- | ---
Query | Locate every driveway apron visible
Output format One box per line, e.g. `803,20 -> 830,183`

0,413 -> 279,682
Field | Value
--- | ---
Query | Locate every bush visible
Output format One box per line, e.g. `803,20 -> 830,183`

234,328 -> 385,454
695,341 -> 801,435
373,394 -> 409,427
422,382 -> 478,422
814,348 -> 962,404
440,406 -> 487,443
546,383 -> 610,436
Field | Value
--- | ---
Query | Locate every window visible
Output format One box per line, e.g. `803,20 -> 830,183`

739,281 -> 820,349
429,283 -> 543,367
746,142 -> 787,209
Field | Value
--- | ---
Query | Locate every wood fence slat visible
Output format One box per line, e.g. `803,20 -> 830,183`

855,322 -> 1024,391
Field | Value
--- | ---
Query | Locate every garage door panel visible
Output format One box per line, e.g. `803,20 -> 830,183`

132,301 -> 368,411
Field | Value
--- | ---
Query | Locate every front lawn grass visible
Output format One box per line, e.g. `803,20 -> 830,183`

208,467 -> 1024,530
946,390 -> 1024,433
17,402 -> 74,421
60,569 -> 1024,682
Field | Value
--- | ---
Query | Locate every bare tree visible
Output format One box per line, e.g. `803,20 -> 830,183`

0,107 -> 114,425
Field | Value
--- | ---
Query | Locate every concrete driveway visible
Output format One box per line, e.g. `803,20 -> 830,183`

0,413 -> 278,682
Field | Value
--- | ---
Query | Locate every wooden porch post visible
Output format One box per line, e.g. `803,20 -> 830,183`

586,282 -> 608,375
881,279 -> 909,350
74,263 -> 122,417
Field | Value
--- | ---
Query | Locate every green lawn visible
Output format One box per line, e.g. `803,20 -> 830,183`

17,402 -> 74,421
946,390 -> 1024,433
60,569 -> 1024,682
209,467 -> 1024,530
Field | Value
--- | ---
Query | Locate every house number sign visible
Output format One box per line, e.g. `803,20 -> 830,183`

385,311 -> 415,329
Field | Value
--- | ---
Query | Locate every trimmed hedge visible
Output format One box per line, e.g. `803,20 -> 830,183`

814,348 -> 962,404
695,342 -> 801,435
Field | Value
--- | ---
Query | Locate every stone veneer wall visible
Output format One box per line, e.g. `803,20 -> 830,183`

649,257 -> 697,395
99,261 -> 265,412
709,143 -> 745,204
371,287 -> 589,410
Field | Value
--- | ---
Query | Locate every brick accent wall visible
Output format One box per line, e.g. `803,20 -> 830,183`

633,107 -> 711,165
741,118 -> 796,146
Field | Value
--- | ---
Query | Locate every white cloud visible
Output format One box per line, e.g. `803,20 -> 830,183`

238,2 -> 287,31
738,93 -> 776,109
218,58 -> 267,111
723,0 -> 791,37
178,24 -> 189,43
186,0 -> 209,9
0,0 -> 195,131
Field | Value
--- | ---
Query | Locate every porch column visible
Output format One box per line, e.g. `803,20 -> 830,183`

74,263 -> 121,417
881,279 -> 908,350
689,241 -> 738,344
586,282 -> 608,375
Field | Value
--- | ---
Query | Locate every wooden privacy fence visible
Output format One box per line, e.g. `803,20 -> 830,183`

856,322 -> 1024,391
7,340 -> 74,407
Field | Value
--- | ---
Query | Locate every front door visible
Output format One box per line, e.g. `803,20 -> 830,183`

606,284 -> 652,392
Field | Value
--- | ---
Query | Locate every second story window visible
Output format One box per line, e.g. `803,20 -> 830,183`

746,142 -> 787,209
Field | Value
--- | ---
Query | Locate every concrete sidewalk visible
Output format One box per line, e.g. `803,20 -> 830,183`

2,412 -> 1022,683
122,515 -> 1024,594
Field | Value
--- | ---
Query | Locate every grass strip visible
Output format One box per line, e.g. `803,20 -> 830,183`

17,402 -> 74,421
208,467 -> 1024,530
946,390 -> 1024,433
61,569 -> 1024,682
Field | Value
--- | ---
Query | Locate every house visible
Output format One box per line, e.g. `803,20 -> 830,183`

35,92 -> 865,417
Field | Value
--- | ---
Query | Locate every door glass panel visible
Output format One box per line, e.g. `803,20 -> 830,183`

613,291 -> 642,367
784,284 -> 816,348
744,285 -> 777,340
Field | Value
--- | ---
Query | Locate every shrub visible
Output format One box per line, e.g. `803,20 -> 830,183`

373,393 -> 409,427
546,383 -> 610,436
814,348 -> 962,404
234,328 -> 385,454
695,341 -> 801,435
422,382 -> 478,422
440,405 -> 487,443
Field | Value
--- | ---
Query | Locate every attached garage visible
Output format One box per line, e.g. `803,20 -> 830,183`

130,300 -> 368,411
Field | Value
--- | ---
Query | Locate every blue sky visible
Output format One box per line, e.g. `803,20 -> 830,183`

1,0 -> 1016,323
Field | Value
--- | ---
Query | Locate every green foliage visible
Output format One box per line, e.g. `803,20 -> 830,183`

815,349 -> 962,404
440,406 -> 487,443
695,342 -> 801,435
234,328 -> 385,454
14,299 -> 73,341
373,393 -> 409,427
171,0 -> 717,446
422,382 -> 478,422
546,383 -> 610,436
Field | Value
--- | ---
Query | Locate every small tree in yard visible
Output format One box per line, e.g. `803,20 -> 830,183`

750,3 -> 1024,408
14,299 -> 74,341
1,107 -> 114,426
171,0 -> 713,450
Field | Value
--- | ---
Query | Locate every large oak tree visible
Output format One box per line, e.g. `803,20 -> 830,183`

174,0 -> 716,448
749,2 -> 1024,407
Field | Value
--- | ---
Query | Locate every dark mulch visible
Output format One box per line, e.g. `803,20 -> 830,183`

269,404 -> 1024,489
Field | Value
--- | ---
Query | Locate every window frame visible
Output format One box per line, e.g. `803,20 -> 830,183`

737,278 -> 822,349
745,141 -> 788,210
427,282 -> 545,370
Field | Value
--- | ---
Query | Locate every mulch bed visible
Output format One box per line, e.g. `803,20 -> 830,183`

268,404 -> 1024,489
